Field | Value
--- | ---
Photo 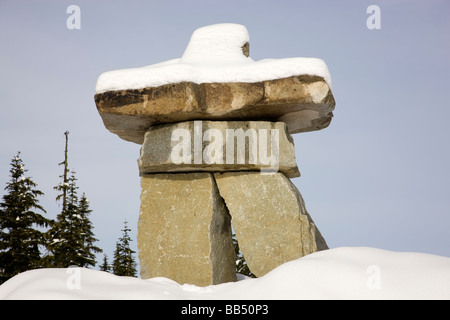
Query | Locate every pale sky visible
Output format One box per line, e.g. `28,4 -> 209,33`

1,0 -> 449,272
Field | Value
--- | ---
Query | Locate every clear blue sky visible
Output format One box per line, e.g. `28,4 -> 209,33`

1,0 -> 449,271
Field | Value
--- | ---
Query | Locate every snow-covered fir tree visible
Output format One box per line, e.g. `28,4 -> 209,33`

47,171 -> 80,267
112,220 -> 137,277
47,171 -> 102,268
46,132 -> 102,268
77,193 -> 102,266
0,152 -> 51,284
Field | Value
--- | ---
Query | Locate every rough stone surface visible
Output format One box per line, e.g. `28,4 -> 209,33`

138,120 -> 300,178
95,75 -> 335,144
138,172 -> 236,286
214,171 -> 328,277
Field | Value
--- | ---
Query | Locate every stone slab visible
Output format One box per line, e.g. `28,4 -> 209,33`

138,120 -> 300,178
138,172 -> 236,286
95,75 -> 334,144
214,171 -> 328,277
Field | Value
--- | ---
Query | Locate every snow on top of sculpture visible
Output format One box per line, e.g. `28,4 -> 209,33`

180,23 -> 251,64
96,23 -> 330,92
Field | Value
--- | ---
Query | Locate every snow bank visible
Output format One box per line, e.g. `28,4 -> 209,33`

1,247 -> 450,300
95,23 -> 331,93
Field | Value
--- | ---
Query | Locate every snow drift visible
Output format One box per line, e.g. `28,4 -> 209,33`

1,247 -> 449,300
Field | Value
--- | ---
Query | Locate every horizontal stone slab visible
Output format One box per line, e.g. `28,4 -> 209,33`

138,120 -> 300,178
214,171 -> 328,277
95,75 -> 335,144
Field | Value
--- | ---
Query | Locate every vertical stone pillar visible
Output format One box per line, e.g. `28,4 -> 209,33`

214,172 -> 328,277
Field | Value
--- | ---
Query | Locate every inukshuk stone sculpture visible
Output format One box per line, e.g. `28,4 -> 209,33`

94,24 -> 335,286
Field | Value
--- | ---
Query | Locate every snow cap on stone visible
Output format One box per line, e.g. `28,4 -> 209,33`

181,23 -> 251,64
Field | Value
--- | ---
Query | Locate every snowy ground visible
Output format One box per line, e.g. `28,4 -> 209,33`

1,247 -> 449,300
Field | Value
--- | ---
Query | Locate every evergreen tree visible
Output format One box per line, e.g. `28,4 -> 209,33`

76,193 -> 102,267
99,254 -> 111,272
46,132 -> 102,268
45,131 -> 70,267
47,171 -> 80,267
0,152 -> 51,283
53,131 -> 70,214
47,171 -> 102,267
112,220 -> 137,277
232,232 -> 256,278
